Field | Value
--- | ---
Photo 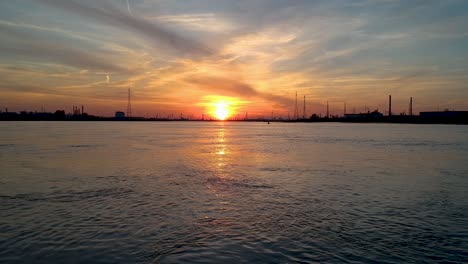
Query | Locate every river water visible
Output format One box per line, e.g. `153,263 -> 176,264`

1,122 -> 467,263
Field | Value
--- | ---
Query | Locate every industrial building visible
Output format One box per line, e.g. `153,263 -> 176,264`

115,111 -> 126,118
420,111 -> 468,118
344,111 -> 384,119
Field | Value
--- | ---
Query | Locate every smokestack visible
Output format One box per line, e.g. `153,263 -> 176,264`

389,95 -> 392,116
82,105 -> 84,115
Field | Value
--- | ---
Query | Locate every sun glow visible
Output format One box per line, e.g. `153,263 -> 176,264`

202,96 -> 243,121
214,102 -> 230,120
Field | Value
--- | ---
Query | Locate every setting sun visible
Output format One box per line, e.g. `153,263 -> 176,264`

214,102 -> 230,120
201,96 -> 243,121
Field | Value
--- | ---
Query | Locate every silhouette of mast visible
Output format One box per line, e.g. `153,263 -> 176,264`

409,97 -> 413,116
303,95 -> 306,119
127,88 -> 132,117
294,91 -> 299,120
326,101 -> 329,118
388,95 -> 392,116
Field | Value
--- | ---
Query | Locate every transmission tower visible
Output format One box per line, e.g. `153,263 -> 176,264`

303,95 -> 306,119
409,97 -> 413,116
294,91 -> 299,120
126,88 -> 132,117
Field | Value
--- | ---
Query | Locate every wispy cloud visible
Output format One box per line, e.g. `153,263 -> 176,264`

0,37 -> 124,73
36,0 -> 213,57
185,76 -> 294,107
155,13 -> 235,33
0,20 -> 128,73
126,0 -> 132,16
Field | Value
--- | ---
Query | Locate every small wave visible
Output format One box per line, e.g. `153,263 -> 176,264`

206,177 -> 273,189
259,167 -> 293,173
67,144 -> 102,148
0,188 -> 134,203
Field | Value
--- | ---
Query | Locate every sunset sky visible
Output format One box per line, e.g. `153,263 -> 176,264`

1,0 -> 467,118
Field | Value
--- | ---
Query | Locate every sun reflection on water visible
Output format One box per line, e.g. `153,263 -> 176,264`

216,126 -> 227,168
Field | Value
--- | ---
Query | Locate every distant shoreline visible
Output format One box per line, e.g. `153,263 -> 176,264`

2,110 -> 467,124
0,118 -> 467,125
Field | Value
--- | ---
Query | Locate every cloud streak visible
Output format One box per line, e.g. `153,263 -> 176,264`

126,0 -> 132,16
36,0 -> 212,57
0,23 -> 125,72
186,76 -> 294,107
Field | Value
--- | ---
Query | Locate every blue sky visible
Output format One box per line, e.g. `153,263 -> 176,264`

0,0 -> 467,117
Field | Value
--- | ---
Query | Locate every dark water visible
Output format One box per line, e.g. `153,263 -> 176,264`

1,122 -> 467,263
